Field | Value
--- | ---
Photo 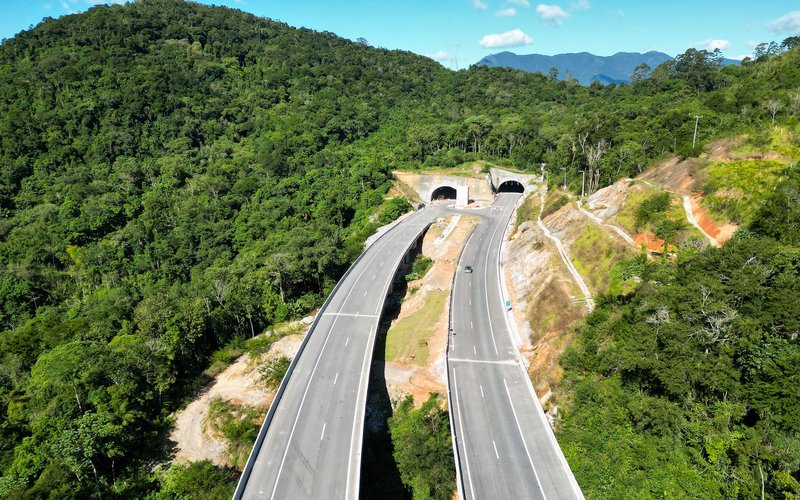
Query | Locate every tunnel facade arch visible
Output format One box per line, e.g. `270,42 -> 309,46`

497,180 -> 525,193
431,185 -> 458,201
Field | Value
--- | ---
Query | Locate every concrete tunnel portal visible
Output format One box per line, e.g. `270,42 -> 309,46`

431,185 -> 458,201
497,180 -> 524,193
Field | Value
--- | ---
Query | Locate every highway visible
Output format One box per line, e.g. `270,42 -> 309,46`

448,193 -> 583,499
235,204 -> 444,499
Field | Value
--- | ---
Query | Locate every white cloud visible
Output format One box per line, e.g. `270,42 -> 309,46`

536,4 -> 569,25
769,11 -> 800,35
570,0 -> 590,11
746,40 -> 760,49
496,7 -> 517,16
693,39 -> 731,51
479,28 -> 534,48
429,50 -> 450,61
733,54 -> 750,61
507,0 -> 531,7
471,0 -> 489,10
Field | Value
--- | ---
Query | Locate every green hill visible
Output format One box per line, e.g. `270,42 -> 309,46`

0,0 -> 798,496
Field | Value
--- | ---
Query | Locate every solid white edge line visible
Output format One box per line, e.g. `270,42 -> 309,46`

453,367 -> 476,500
503,378 -> 547,500
347,205 -> 441,499
269,208 -> 425,499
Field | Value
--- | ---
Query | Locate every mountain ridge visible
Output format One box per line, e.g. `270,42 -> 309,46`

477,50 -> 740,85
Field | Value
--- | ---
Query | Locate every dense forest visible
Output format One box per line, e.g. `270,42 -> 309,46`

0,0 -> 798,496
559,171 -> 800,497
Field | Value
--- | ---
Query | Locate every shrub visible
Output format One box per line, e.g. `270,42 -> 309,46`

260,356 -> 291,389
635,192 -> 671,227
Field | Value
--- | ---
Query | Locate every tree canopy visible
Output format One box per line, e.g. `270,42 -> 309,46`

0,0 -> 798,495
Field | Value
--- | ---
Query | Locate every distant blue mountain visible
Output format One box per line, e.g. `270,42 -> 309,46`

477,51 -> 739,86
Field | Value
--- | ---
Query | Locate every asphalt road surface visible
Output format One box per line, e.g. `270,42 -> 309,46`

448,193 -> 583,499
237,204 -> 444,499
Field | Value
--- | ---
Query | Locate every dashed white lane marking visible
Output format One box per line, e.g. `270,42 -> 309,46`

503,378 -> 546,498
493,440 -> 500,460
333,372 -> 339,385
480,385 -> 485,398
473,345 -> 477,355
364,290 -> 368,297
345,337 -> 350,347
470,321 -> 473,329
320,423 -> 326,441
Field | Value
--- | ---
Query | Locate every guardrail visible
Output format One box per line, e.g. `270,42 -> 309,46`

233,208 -> 431,499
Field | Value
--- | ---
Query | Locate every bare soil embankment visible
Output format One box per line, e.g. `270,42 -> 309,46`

505,188 -> 634,403
169,331 -> 305,466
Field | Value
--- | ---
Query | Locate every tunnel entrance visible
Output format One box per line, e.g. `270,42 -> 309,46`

497,180 -> 524,193
431,186 -> 457,201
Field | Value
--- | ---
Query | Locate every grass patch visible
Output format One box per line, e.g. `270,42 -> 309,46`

615,183 -> 704,246
384,290 -> 448,366
392,179 -> 423,205
408,161 -> 485,178
159,460 -> 237,499
405,254 -> 433,281
570,223 -> 635,293
700,159 -> 788,225
515,194 -> 541,227
614,184 -> 660,233
206,398 -> 263,470
527,279 -> 584,345
204,336 -> 246,378
734,125 -> 800,159
260,356 -> 291,389
541,192 -> 570,219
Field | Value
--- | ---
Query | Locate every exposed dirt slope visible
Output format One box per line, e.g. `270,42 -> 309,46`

504,187 -> 635,401
170,333 -> 304,466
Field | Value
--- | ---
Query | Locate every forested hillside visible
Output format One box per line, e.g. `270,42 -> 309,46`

0,0 -> 798,496
558,171 -> 800,497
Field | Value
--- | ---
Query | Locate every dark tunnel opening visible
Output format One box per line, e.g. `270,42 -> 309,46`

431,186 -> 457,201
497,180 -> 524,193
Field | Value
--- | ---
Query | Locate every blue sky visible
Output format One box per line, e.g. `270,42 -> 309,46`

2,0 -> 799,68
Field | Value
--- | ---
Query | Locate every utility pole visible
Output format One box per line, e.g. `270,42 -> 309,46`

692,115 -> 703,148
561,167 -> 567,190
540,162 -> 546,183
579,170 -> 586,198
